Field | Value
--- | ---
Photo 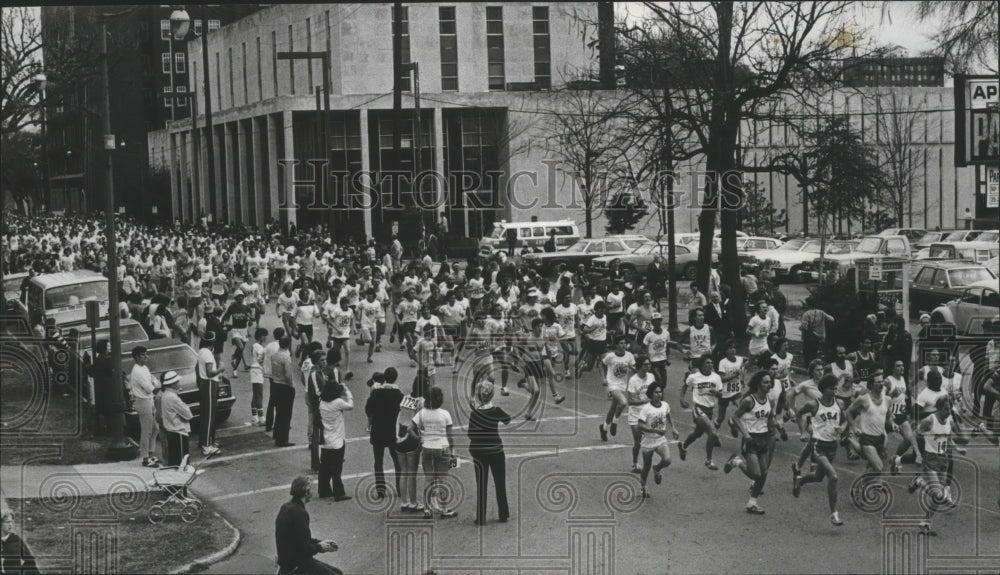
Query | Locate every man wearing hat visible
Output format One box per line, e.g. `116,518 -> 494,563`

129,346 -> 161,467
160,371 -> 194,466
196,332 -> 223,456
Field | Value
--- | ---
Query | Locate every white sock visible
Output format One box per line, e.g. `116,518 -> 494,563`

748,497 -> 757,507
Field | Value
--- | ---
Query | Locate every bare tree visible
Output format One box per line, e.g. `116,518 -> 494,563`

543,89 -> 626,238
915,1 -> 998,74
874,91 -> 928,229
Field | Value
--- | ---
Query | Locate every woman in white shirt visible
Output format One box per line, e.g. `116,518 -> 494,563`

318,379 -> 354,501
406,387 -> 456,519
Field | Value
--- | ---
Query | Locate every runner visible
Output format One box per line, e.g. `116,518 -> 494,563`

578,301 -> 609,375
787,359 -> 827,477
221,290 -> 253,376
358,289 -> 385,364
845,371 -> 895,491
325,297 -> 356,381
642,313 -> 671,388
598,335 -> 636,442
791,374 -> 846,526
716,340 -> 746,431
724,370 -> 776,515
626,356 -> 656,472
636,382 -> 680,499
678,354 -> 724,470
908,396 -> 970,536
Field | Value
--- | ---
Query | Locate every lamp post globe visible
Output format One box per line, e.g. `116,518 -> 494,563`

169,7 -> 191,40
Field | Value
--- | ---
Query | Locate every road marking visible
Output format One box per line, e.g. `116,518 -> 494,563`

201,414 -> 602,467
209,442 -> 629,503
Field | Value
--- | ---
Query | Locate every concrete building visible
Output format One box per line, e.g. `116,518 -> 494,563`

148,2 -> 617,243
40,5 -> 265,219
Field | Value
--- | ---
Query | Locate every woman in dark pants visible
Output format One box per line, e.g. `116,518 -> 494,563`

467,379 -> 511,525
318,379 -> 354,501
366,369 -> 404,498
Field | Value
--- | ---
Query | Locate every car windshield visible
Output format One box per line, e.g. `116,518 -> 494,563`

564,242 -> 589,253
4,277 -> 23,294
489,226 -> 505,239
943,231 -> 968,241
45,281 -> 109,309
918,232 -> 943,243
857,238 -> 884,253
121,347 -> 196,377
949,268 -> 995,287
779,239 -> 807,251
625,239 -> 650,250
976,231 -> 998,243
825,242 -> 854,255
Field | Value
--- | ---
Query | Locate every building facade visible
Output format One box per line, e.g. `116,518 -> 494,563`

40,5 -> 265,219
148,2 -> 614,243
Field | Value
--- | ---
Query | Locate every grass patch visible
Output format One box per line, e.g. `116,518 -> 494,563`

15,493 -> 236,573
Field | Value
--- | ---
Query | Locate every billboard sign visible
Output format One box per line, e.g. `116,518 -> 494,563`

955,75 -> 1000,167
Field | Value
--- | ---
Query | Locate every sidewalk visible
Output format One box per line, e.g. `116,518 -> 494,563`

0,461 -> 157,501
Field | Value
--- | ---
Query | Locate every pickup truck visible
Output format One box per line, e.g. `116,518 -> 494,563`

6,270 -> 110,333
816,235 -> 911,271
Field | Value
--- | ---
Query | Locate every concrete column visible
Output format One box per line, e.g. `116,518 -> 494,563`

267,114 -> 280,222
212,124 -> 224,224
237,119 -> 250,225
282,109 -> 297,229
224,122 -> 237,224
359,108 -> 372,239
252,116 -> 265,229
170,131 -> 182,224
433,107 -> 445,221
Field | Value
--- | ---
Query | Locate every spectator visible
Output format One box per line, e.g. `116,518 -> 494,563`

263,327 -> 285,432
366,367 -> 403,499
270,336 -> 297,447
799,306 -> 835,365
1,509 -> 39,575
318,378 -> 354,501
646,256 -> 667,310
468,379 -> 512,525
881,317 -> 913,381
704,290 -> 731,342
196,332 -> 223,456
129,345 -> 161,467
505,227 -> 518,257
544,230 -> 557,253
406,386 -> 456,519
275,477 -> 342,575
160,370 -> 193,466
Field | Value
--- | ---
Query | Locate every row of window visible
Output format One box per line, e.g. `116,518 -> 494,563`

163,85 -> 188,108
162,52 -> 185,74
159,18 -> 219,40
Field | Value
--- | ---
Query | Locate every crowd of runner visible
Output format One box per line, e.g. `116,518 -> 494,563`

3,213 -> 999,537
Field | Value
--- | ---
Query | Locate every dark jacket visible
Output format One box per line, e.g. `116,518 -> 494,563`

703,301 -> 731,341
366,385 -> 404,447
646,263 -> 667,294
1,533 -> 40,575
275,498 -> 322,570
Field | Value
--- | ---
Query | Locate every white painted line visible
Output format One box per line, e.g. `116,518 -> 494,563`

202,414 -> 603,467
209,442 -> 630,502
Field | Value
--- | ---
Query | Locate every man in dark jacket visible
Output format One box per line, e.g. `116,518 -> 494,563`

365,368 -> 403,498
646,256 -> 668,310
505,227 -> 518,257
275,476 -> 341,575
1,509 -> 39,575
703,290 -> 731,342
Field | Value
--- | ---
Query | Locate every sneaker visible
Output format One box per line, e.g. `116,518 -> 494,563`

847,452 -> 860,461
367,358 -> 373,363
918,522 -> 937,536
609,422 -> 618,437
345,372 -> 354,380
333,495 -> 353,502
831,512 -> 844,526
724,454 -> 741,474
500,387 -> 510,397
202,446 -> 220,456
678,442 -> 687,461
908,477 -> 922,494
890,455 -> 901,475
401,503 -> 414,512
142,457 -> 152,467
599,424 -> 608,442
705,460 -> 718,471
440,509 -> 458,519
630,464 -> 641,474
375,344 -> 382,352
792,473 -> 801,498
640,487 -> 650,499
745,504 -> 766,515
654,469 -> 663,485
554,394 -> 566,405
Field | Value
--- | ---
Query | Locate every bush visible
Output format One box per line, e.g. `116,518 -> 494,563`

803,276 -> 873,349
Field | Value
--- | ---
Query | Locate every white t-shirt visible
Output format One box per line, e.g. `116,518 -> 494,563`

327,306 -> 354,339
643,330 -> 670,363
584,314 -> 607,342
638,401 -> 671,448
197,347 -> 219,382
412,407 -> 453,450
687,371 -> 723,408
718,356 -> 745,398
554,304 -> 578,339
358,299 -> 385,329
747,315 -> 771,355
294,302 -> 317,326
627,373 -> 655,425
602,351 -> 636,390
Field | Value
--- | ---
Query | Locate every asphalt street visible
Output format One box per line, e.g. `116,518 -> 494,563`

186,299 -> 1000,575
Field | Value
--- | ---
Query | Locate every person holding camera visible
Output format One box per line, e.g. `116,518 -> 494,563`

468,379 -> 512,525
275,476 -> 342,575
406,387 -> 456,519
318,377 -> 354,502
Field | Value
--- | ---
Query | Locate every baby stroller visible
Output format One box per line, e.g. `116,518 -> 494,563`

148,454 -> 206,524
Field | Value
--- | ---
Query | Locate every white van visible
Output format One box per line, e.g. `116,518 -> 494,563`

479,220 -> 580,259
10,270 -> 110,328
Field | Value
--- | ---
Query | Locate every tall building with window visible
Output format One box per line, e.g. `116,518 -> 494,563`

40,5 -> 265,218
149,2 -> 617,242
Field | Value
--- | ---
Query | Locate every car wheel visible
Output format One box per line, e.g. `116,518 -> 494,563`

683,263 -> 698,281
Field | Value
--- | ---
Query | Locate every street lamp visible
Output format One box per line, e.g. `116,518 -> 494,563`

35,73 -> 52,213
170,6 -> 217,224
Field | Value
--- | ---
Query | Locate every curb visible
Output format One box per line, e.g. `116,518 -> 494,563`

169,509 -> 242,574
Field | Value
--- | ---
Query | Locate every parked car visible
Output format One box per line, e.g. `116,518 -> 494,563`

744,238 -> 855,282
931,279 -> 1000,337
737,236 -> 784,251
909,261 -> 997,316
68,319 -> 150,405
521,235 -> 653,273
820,235 -> 911,271
918,241 -> 999,264
914,230 -> 954,250
120,338 -> 235,439
985,256 -> 1000,277
590,243 -> 714,281
675,230 -> 749,247
877,228 -> 927,241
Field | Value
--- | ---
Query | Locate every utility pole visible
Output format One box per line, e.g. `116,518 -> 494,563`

409,63 -> 425,234
201,5 -> 217,224
392,1 -> 403,241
